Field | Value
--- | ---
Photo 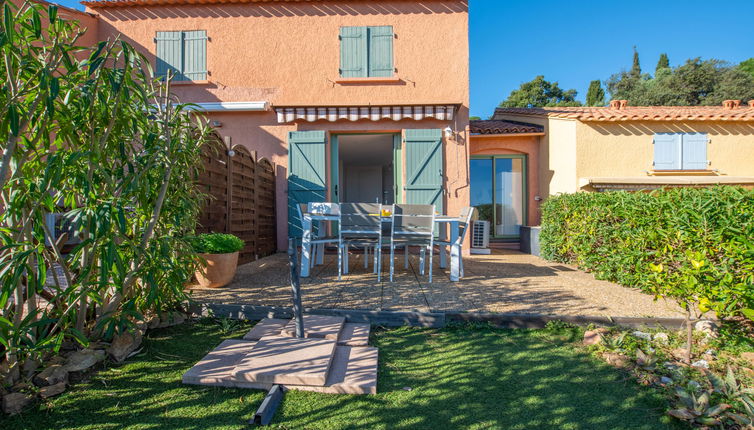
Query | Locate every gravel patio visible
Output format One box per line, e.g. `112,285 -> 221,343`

189,249 -> 682,318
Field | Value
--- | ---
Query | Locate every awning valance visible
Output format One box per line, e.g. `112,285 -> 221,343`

274,105 -> 457,123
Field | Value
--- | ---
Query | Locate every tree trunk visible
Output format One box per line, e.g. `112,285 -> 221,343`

685,311 -> 693,365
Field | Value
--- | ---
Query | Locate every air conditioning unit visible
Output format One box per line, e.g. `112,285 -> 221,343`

470,220 -> 491,255
45,213 -> 81,247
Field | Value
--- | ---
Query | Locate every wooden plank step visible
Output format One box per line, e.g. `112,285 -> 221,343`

183,340 -> 378,395
280,315 -> 345,341
337,323 -> 370,346
243,318 -> 289,341
182,339 -> 270,390
294,346 -> 378,395
230,336 -> 337,386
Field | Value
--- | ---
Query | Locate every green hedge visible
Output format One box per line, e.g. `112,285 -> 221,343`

540,186 -> 754,318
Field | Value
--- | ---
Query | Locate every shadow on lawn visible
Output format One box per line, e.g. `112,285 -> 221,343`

274,325 -> 677,430
1,321 -> 679,430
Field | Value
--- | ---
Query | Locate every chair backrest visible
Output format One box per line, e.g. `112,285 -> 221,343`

392,204 -> 435,236
340,203 -> 382,235
456,206 -> 476,245
309,202 -> 340,216
381,204 -> 395,235
296,203 -> 307,222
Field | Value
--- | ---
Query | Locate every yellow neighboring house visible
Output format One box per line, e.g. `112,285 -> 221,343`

497,100 -> 754,194
469,100 -> 754,233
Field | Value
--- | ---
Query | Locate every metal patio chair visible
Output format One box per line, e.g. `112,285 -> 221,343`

389,204 -> 435,283
296,203 -> 339,269
434,206 -> 475,278
338,203 -> 383,281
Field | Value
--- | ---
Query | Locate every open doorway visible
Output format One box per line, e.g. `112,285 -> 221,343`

336,134 -> 396,204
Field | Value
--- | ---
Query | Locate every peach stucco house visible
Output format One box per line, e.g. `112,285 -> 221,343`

471,101 -> 754,232
48,0 -> 754,250
81,0 -> 470,251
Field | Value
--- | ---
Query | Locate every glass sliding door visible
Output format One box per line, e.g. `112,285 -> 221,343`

470,155 -> 526,238
470,158 -> 494,225
494,158 -> 525,237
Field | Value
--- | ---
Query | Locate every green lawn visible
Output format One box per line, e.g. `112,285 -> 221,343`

2,320 -> 681,430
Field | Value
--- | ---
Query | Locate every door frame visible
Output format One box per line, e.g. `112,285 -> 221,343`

330,131 -> 401,204
470,154 -> 528,239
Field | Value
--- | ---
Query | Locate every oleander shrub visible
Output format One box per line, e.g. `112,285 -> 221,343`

540,186 -> 754,320
0,1 -> 211,377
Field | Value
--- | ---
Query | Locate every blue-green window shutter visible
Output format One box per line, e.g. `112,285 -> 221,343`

287,131 -> 327,238
339,26 -> 367,78
182,30 -> 207,81
653,133 -> 681,170
681,133 -> 708,170
367,26 -> 394,77
155,31 -> 183,80
404,129 -> 444,213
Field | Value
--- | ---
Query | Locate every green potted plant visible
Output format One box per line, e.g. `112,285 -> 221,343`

189,233 -> 245,288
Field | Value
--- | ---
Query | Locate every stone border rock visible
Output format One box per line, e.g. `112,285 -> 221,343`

1,310 -> 190,416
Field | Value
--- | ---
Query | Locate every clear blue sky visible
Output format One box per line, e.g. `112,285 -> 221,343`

57,0 -> 754,118
470,0 -> 754,117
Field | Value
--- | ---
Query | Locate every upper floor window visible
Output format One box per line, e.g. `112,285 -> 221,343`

653,132 -> 709,170
339,26 -> 394,78
155,30 -> 207,81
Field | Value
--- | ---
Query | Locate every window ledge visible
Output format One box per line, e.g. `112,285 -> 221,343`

649,170 -> 718,176
169,80 -> 211,86
335,77 -> 402,85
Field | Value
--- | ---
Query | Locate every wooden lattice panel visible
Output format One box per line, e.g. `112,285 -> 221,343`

197,136 -> 228,234
196,136 -> 276,263
255,158 -> 277,258
230,145 -> 257,264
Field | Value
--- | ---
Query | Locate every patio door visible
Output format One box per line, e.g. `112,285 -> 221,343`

404,129 -> 443,213
331,133 -> 402,205
287,131 -> 327,238
470,155 -> 526,238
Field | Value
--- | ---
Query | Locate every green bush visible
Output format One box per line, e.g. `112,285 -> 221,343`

189,233 -> 245,254
540,186 -> 754,320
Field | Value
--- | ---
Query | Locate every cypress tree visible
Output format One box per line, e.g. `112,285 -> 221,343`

656,53 -> 670,73
631,46 -> 641,78
585,80 -> 605,106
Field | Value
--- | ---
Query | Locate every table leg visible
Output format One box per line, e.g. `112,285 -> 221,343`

316,243 -> 324,265
300,215 -> 312,278
449,221 -> 460,282
439,222 -> 448,269
344,245 -> 349,274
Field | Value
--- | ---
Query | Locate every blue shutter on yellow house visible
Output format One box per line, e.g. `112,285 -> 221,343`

404,129 -> 444,213
182,30 -> 207,81
339,27 -> 367,78
155,31 -> 183,80
681,133 -> 708,170
653,133 -> 682,170
287,131 -> 327,238
367,26 -> 394,77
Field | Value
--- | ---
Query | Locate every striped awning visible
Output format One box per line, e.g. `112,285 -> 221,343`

274,105 -> 457,123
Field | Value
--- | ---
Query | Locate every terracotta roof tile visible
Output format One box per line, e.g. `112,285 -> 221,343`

82,0 -> 456,7
470,120 -> 543,135
494,106 -> 754,122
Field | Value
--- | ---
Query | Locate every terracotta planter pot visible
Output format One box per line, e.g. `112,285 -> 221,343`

195,251 -> 239,288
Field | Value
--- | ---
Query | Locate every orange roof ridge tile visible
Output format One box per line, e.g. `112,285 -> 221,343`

470,119 -> 543,135
83,0 -> 461,7
494,105 -> 754,122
